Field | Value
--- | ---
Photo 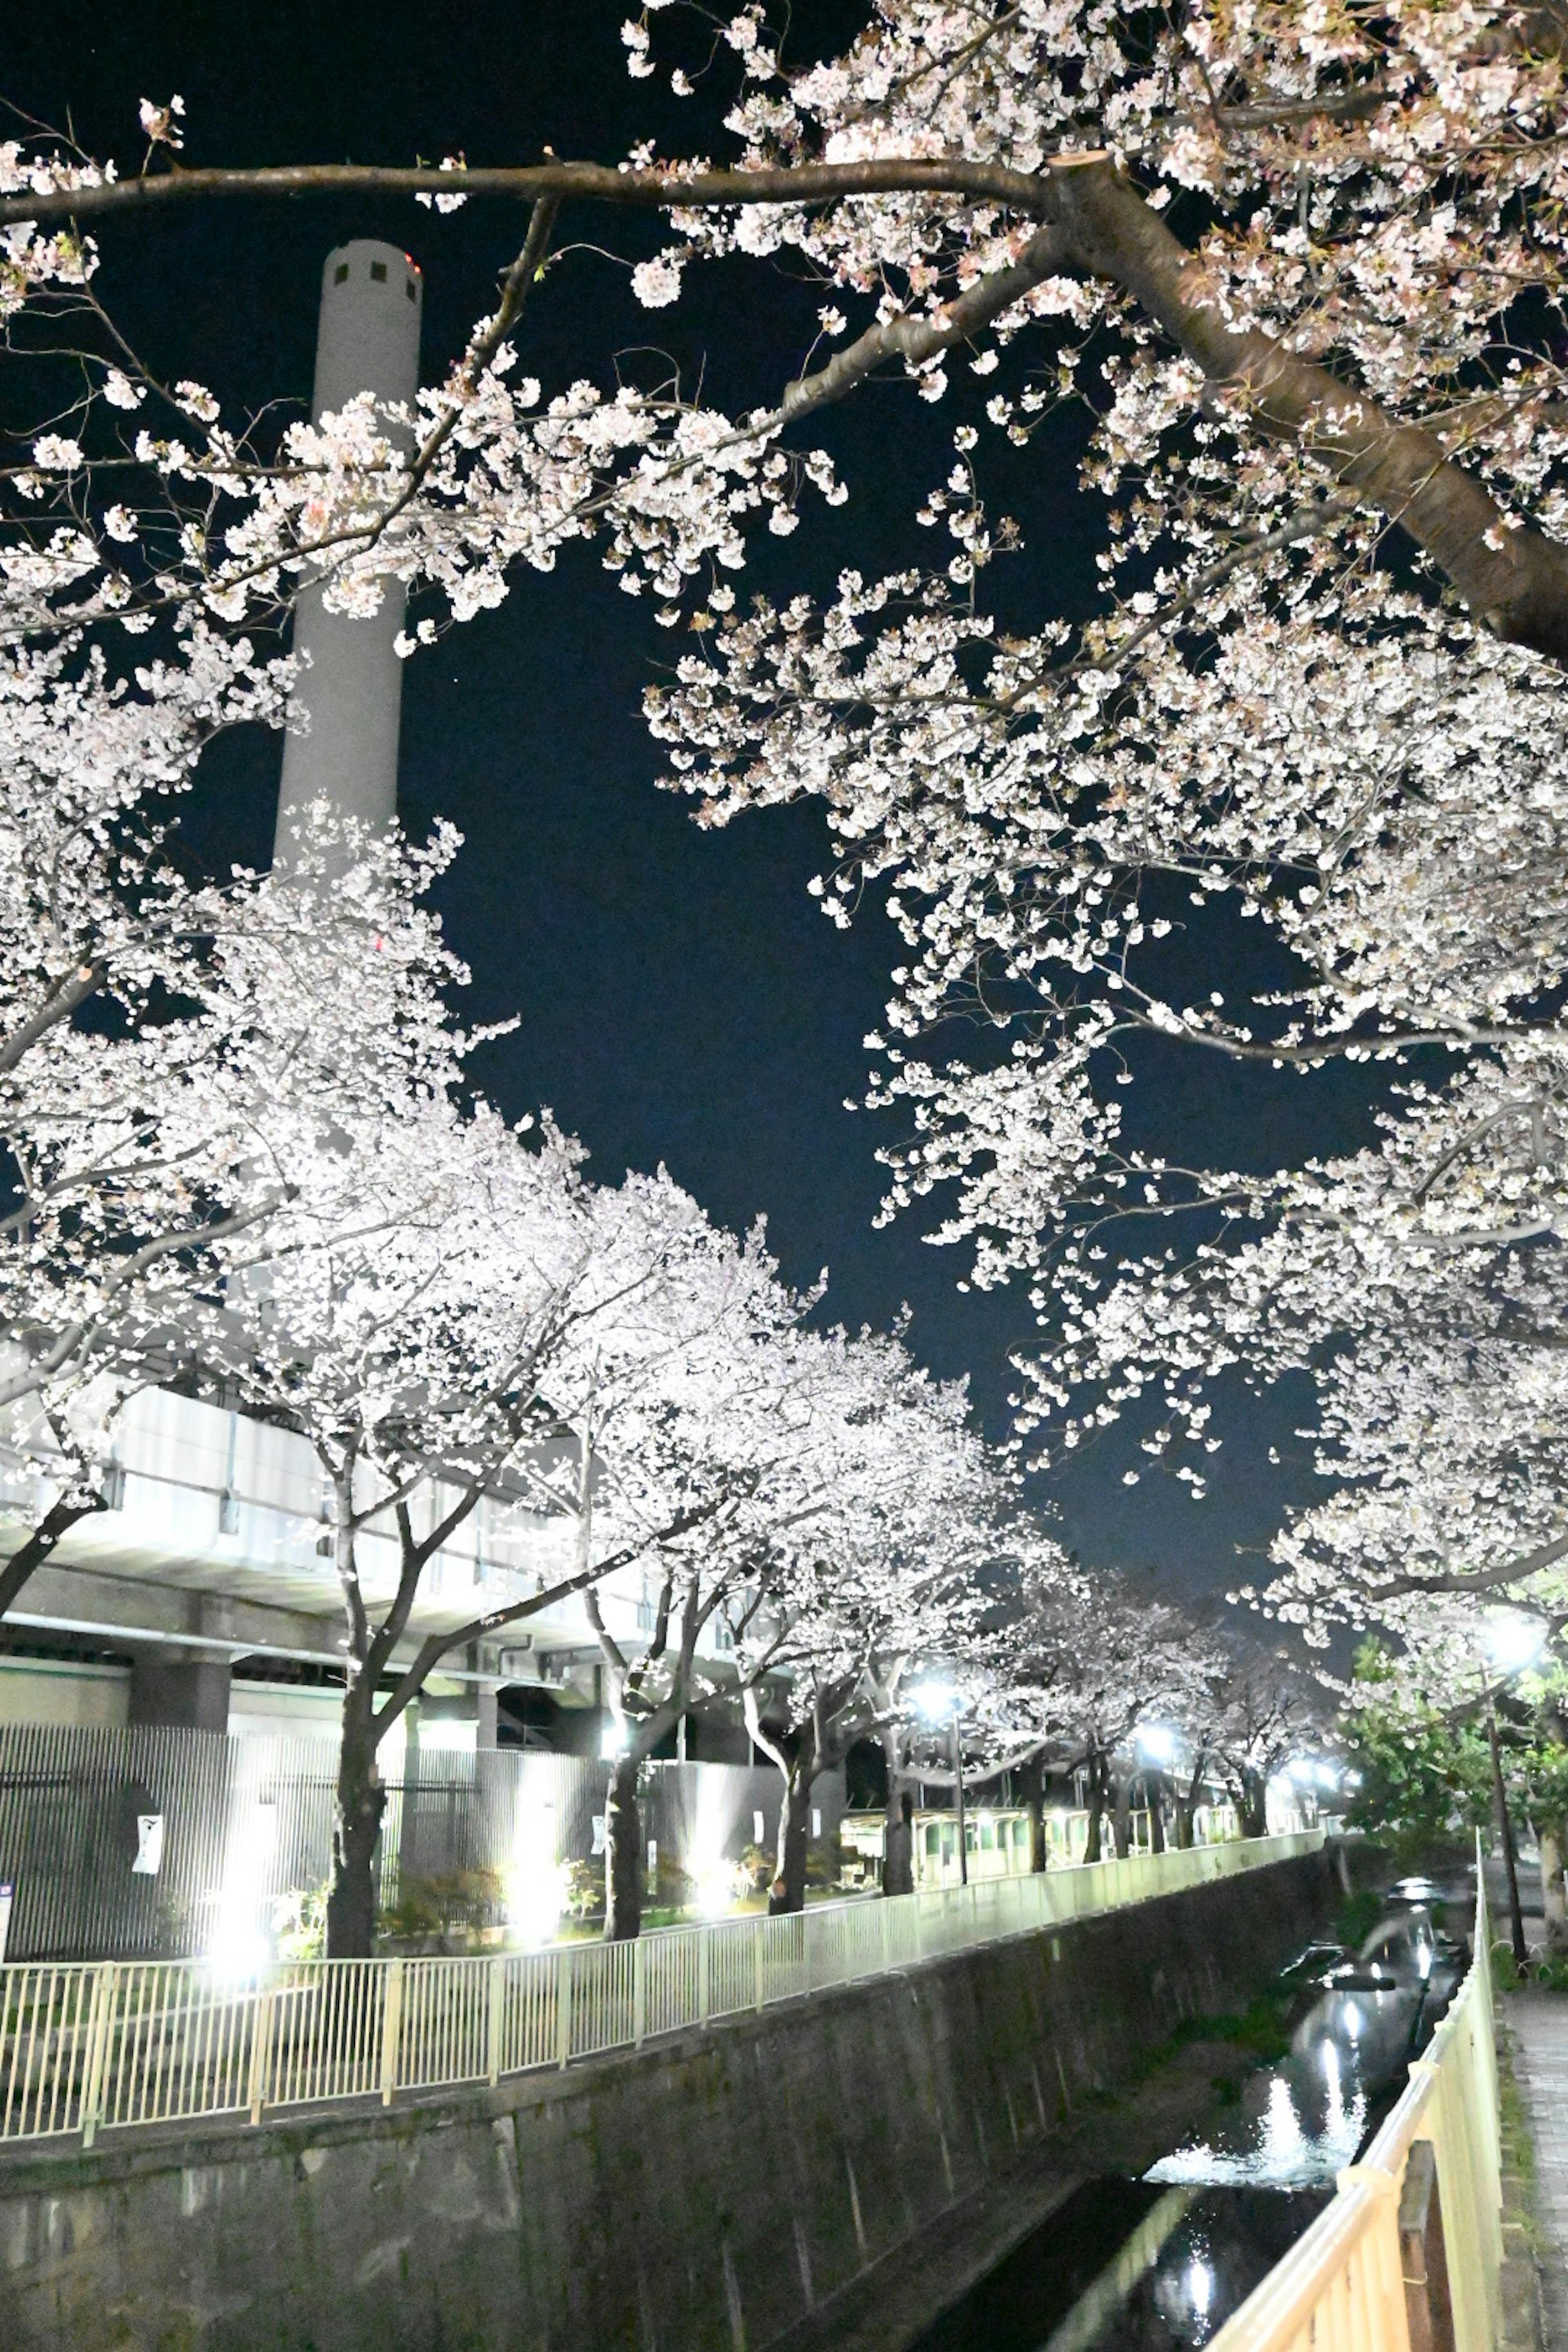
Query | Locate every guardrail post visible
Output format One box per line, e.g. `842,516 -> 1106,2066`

247,1981 -> 275,2124
880,1900 -> 891,1974
379,1960 -> 404,2107
634,1936 -> 647,2047
486,1957 -> 505,2087
555,1945 -> 572,2068
78,1963 -> 114,2150
698,1926 -> 710,2029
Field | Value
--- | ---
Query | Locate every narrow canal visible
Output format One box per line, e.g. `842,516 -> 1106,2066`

906,1869 -> 1472,2352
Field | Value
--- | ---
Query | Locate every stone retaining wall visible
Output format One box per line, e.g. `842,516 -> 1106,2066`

0,1848 -> 1339,2352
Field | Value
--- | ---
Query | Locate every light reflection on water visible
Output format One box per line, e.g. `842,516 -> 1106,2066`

1146,1898 -> 1464,2192
907,1879 -> 1472,2352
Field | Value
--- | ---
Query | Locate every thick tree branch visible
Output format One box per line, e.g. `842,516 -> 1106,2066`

1368,1526 -> 1568,1602
11,136 -> 1568,659
0,156 -> 1081,232
1051,164 -> 1568,665
0,1491 -> 106,1619
371,1494 -> 728,1735
0,961 -> 106,1075
779,222 -> 1069,423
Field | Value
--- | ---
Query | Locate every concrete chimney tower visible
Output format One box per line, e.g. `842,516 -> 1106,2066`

274,241 -> 424,866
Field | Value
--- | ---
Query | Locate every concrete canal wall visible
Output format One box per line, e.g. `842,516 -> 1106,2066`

0,1848 -> 1341,2352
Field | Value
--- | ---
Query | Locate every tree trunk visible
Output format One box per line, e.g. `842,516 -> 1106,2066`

883,1775 -> 915,1898
1083,1752 -> 1105,1865
325,1683 -> 386,1959
604,1752 -> 643,1942
1173,1759 -> 1204,1850
1017,1749 -> 1048,1873
1541,1816 -> 1568,1956
1238,1768 -> 1269,1841
1146,1772 -> 1167,1855
1111,1771 -> 1132,1860
771,1760 -> 812,1914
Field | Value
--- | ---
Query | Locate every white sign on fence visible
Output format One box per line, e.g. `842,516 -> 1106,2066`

132,1815 -> 165,1876
753,1810 -> 764,1844
0,1882 -> 12,1964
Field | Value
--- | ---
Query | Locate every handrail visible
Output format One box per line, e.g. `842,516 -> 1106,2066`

1207,1835 -> 1502,2352
0,1827 -> 1323,2150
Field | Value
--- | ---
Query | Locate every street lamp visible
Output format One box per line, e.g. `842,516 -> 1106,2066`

1485,1615 -> 1544,1676
910,1680 -> 968,1887
1481,1615 -> 1544,1972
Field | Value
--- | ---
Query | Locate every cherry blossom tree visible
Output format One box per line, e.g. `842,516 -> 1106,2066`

0,811 -> 473,1620
729,1335 -> 1008,1910
11,11 -> 1568,1820
536,1206 -> 824,1942
8,11 -> 1568,1363
954,1553 -> 1227,1858
578,1305 -> 1005,1937
210,1071 -> 777,1956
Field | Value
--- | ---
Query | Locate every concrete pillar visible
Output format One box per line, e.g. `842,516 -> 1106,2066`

127,1648 -> 231,1733
275,241 -> 424,867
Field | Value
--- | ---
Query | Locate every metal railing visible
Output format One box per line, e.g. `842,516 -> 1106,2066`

0,1828 -> 1322,2150
1209,1840 -> 1502,2352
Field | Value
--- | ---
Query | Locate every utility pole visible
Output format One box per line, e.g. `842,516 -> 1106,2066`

1486,1691 -> 1528,1973
951,1715 -> 968,1887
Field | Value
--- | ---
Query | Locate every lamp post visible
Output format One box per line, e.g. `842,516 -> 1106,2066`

910,1681 -> 967,1887
950,1715 -> 968,1886
1135,1724 -> 1177,1855
1482,1614 -> 1541,1975
1486,1692 -> 1528,1972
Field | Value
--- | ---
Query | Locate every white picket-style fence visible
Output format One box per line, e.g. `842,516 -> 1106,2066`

1211,1837 -> 1502,2352
0,1828 -> 1323,2148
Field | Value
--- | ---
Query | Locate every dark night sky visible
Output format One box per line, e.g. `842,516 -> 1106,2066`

4,4 -> 1393,1610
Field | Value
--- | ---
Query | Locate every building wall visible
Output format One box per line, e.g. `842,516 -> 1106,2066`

0,1658 -> 129,1732
0,1719 -> 845,1961
0,1849 -> 1339,2352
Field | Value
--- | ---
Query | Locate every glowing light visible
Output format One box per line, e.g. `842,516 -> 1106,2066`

206,1918 -> 270,1982
419,1717 -> 478,1753
908,1681 -> 958,1722
1188,2260 -> 1213,2322
695,1860 -> 746,1918
207,1796 -> 277,1982
684,1766 -> 753,1918
1136,1724 -> 1176,1766
600,1721 -> 630,1760
1484,1615 -> 1544,1675
507,1789 -> 566,1947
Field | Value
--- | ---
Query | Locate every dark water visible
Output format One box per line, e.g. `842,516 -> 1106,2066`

909,2182 -> 1331,2352
906,1873 -> 1470,2352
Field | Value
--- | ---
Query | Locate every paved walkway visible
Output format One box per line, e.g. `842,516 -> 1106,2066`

1508,1995 -> 1568,2348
